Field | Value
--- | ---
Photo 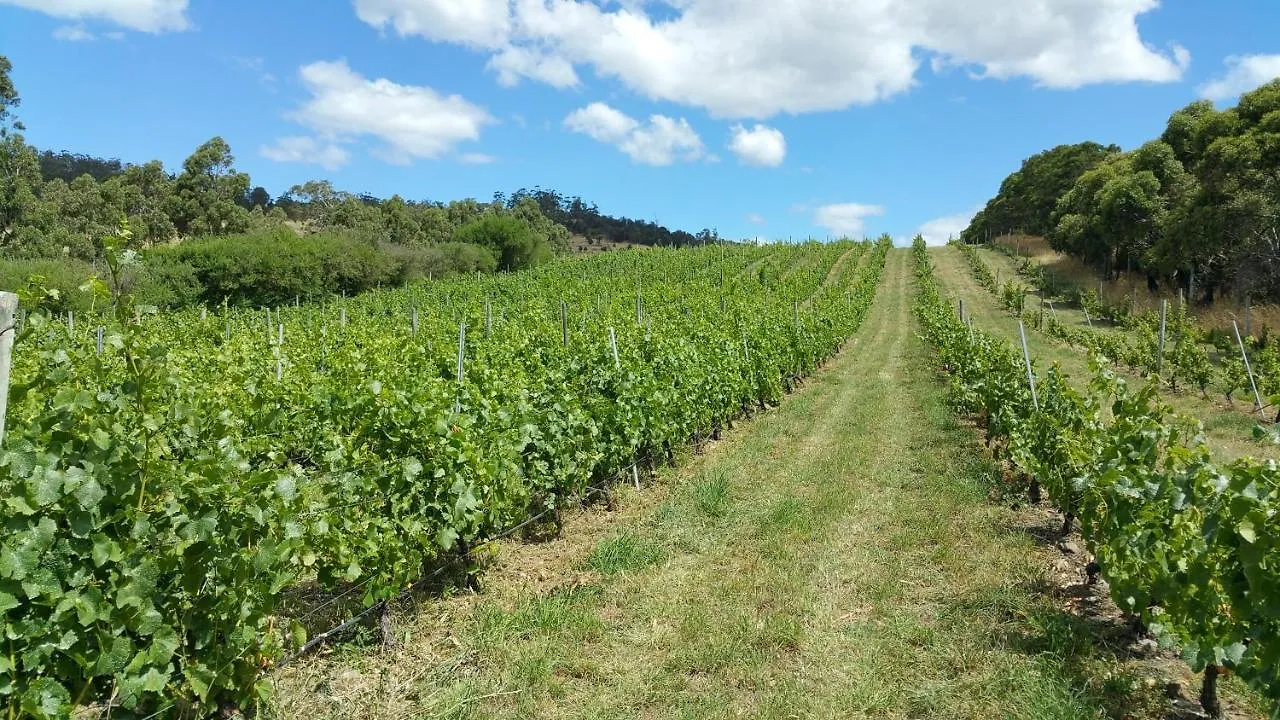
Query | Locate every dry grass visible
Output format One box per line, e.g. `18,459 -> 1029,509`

992,235 -> 1280,336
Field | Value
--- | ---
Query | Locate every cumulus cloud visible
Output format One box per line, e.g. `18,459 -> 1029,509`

729,124 -> 786,167
353,0 -> 1188,118
353,0 -> 509,48
259,136 -> 351,171
487,46 -> 579,88
1,0 -> 190,32
564,102 -> 704,165
814,203 -> 885,236
53,25 -> 95,41
282,60 -> 495,164
1198,54 -> 1280,102
917,208 -> 978,246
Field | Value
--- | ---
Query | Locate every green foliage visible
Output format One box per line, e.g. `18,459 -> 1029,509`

967,76 -> 1280,302
913,237 -> 1280,715
454,214 -> 551,271
149,228 -> 400,306
962,142 -> 1120,242
1,235 -> 890,716
0,258 -> 99,313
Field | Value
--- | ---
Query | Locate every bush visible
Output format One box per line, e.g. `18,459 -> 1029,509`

147,227 -> 400,306
0,258 -> 100,313
453,215 -> 551,271
382,241 -> 497,282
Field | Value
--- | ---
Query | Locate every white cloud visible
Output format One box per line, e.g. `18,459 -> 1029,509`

459,152 -> 497,164
1198,54 -> 1280,102
53,25 -> 94,41
353,0 -> 509,48
286,60 -> 495,163
729,124 -> 786,167
354,0 -> 1188,118
565,102 -> 704,165
814,203 -> 885,236
746,212 -> 765,225
917,208 -> 977,246
259,136 -> 351,171
487,46 -> 579,88
1,0 -> 189,32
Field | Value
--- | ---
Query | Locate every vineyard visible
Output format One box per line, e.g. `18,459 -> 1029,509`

0,234 -> 888,718
955,241 -> 1280,414
4,237 -> 1280,719
913,238 -> 1280,716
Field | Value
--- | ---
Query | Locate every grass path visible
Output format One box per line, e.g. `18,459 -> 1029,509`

928,245 -> 1273,461
269,249 -> 1176,719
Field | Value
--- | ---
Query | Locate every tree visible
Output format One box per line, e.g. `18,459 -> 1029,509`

168,137 -> 251,236
0,55 -> 22,132
244,186 -> 272,211
453,214 -> 550,271
0,57 -> 39,246
963,142 -> 1120,243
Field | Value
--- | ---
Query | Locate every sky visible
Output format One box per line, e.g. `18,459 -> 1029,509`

1,1 -> 1278,245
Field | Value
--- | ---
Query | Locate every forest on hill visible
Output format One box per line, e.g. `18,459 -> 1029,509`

963,79 -> 1280,303
0,56 -> 712,310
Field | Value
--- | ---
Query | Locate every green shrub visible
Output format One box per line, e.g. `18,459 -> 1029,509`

454,215 -> 552,271
0,258 -> 100,313
148,227 -> 400,306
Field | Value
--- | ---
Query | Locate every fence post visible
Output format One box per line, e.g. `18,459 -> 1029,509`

0,293 -> 17,447
1234,321 -> 1264,412
1019,321 -> 1039,410
1158,300 -> 1167,375
454,322 -> 467,414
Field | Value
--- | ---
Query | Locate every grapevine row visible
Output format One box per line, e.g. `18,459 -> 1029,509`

0,236 -> 889,718
913,237 -> 1280,717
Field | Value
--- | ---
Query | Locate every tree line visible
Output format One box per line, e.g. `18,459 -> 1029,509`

962,78 -> 1280,303
0,56 -> 705,310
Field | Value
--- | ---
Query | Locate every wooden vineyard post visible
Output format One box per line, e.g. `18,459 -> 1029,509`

958,298 -> 965,323
632,465 -> 640,490
411,308 -> 419,336
67,311 -> 74,334
1158,300 -> 1167,375
1019,321 -> 1039,410
1233,321 -> 1264,412
96,326 -> 104,354
454,322 -> 466,414
340,306 -> 347,327
609,327 -> 620,369
485,297 -> 493,339
0,292 -> 17,447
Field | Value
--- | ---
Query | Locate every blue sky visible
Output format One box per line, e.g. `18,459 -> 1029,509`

2,1 -> 1278,244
